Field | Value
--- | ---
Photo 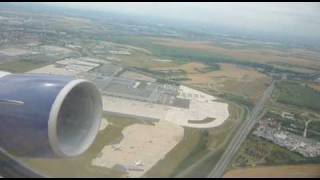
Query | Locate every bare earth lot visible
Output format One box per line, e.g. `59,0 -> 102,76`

0,48 -> 30,56
91,121 -> 184,178
28,64 -> 76,75
309,83 -> 320,92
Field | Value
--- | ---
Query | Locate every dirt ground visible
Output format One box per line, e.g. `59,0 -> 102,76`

309,83 -> 320,92
223,164 -> 320,178
0,48 -> 30,56
190,63 -> 271,103
91,120 -> 184,178
152,62 -> 267,84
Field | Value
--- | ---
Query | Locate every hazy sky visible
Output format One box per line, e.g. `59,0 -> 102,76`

48,2 -> 320,39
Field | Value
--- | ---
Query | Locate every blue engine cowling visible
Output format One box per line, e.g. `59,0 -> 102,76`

0,72 -> 102,158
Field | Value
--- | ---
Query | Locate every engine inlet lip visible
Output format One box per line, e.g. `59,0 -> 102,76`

0,71 -> 11,78
48,79 -> 102,157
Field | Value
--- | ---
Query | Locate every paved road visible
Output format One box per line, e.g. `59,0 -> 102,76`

0,148 -> 45,178
175,105 -> 250,178
208,80 -> 275,178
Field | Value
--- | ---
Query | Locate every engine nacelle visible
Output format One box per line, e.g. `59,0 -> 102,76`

0,72 -> 102,158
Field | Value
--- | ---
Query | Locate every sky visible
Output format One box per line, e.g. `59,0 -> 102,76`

47,2 -> 320,39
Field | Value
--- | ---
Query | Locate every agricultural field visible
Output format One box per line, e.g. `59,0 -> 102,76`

224,164 -> 320,178
147,37 -> 320,71
0,58 -> 54,73
151,62 -> 271,104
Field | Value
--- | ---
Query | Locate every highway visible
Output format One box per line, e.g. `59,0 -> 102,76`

208,80 -> 275,178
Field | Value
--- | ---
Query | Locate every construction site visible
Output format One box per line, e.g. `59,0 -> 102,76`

30,56 -> 229,128
28,55 -> 230,177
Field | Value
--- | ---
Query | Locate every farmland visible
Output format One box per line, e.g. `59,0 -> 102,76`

151,62 -> 272,104
224,164 -> 320,178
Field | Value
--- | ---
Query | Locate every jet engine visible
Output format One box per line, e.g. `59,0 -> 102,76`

0,71 -> 102,158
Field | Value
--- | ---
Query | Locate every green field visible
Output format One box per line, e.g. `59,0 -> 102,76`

218,92 -> 254,109
106,36 -> 239,66
275,81 -> 320,112
0,59 -> 50,73
106,36 -> 299,75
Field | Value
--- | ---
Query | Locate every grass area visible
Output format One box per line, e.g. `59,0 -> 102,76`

134,67 -> 187,78
20,114 -> 144,178
274,81 -> 320,112
194,64 -> 220,73
308,121 -> 320,141
224,164 -> 320,178
0,49 -> 71,73
107,36 -> 240,66
144,101 -> 245,178
143,128 -> 205,178
171,129 -> 210,176
0,59 -> 50,73
218,92 -> 253,109
132,67 -> 190,85
183,148 -> 225,178
231,135 -> 306,169
108,36 -> 308,74
178,102 -> 247,178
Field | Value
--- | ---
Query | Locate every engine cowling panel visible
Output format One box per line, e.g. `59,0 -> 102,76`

0,72 -> 102,158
